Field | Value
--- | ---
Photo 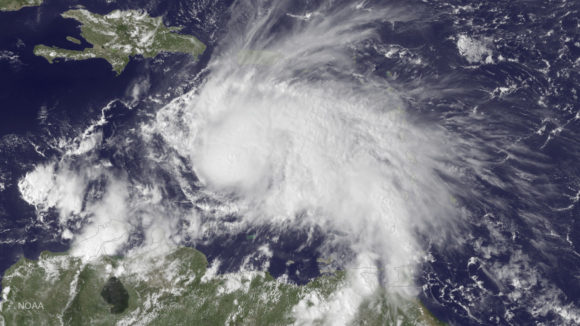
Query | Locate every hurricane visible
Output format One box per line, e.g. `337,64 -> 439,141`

5,0 -> 580,325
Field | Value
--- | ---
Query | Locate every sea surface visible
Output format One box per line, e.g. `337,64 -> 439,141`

1,1 -> 579,325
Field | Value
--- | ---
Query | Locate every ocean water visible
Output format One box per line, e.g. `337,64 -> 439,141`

1,0 -> 579,325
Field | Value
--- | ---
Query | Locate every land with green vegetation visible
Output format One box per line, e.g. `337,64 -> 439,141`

0,246 -> 444,326
0,0 -> 42,11
65,36 -> 81,45
34,9 -> 206,74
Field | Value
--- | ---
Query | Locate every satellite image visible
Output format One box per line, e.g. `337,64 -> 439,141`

0,0 -> 579,325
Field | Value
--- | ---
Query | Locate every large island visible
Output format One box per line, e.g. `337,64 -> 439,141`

0,0 -> 42,11
34,9 -> 206,74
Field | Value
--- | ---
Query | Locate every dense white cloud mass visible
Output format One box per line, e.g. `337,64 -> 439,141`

155,0 -> 459,300
19,162 -> 85,220
18,153 -> 131,259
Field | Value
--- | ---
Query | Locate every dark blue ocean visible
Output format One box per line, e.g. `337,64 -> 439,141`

1,0 -> 579,325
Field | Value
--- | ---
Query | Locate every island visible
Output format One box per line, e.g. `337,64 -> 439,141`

65,36 -> 81,45
33,9 -> 206,74
0,0 -> 42,11
0,247 -> 445,325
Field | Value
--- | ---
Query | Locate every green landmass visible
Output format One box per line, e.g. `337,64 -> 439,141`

33,9 -> 206,74
65,36 -> 82,45
0,247 -> 444,325
352,292 -> 446,326
0,0 -> 42,12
